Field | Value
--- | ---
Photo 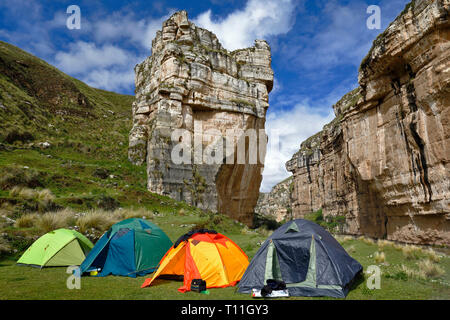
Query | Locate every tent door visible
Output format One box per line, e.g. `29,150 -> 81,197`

264,241 -> 283,284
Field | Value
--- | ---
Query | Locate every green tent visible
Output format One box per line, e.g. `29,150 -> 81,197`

79,218 -> 173,277
17,228 -> 93,268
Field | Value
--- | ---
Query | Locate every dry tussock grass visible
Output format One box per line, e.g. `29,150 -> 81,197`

402,245 -> 424,260
374,251 -> 386,263
15,213 -> 38,228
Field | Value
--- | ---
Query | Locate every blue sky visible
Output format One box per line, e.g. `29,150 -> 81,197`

0,0 -> 410,191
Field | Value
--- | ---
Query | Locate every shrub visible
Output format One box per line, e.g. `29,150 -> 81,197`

377,239 -> 393,250
4,129 -> 34,144
252,212 -> 281,230
35,211 -> 73,234
402,245 -> 423,260
0,166 -> 44,190
76,210 -> 117,234
424,248 -> 441,263
417,259 -> 445,279
400,265 -> 422,280
0,237 -> 11,258
93,168 -> 110,179
374,251 -> 386,263
361,237 -> 375,245
96,195 -> 120,211
15,213 -> 38,228
304,209 -> 346,233
9,187 -> 56,212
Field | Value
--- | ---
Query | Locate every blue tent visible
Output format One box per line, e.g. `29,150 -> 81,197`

238,219 -> 363,298
79,218 -> 172,277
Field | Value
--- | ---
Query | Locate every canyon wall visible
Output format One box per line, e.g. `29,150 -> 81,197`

255,177 -> 293,222
286,0 -> 450,245
129,11 -> 273,224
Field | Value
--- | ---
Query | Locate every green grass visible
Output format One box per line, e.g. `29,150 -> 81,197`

0,234 -> 448,300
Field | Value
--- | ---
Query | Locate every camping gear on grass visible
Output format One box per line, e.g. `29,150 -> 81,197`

191,278 -> 207,293
141,229 -> 249,292
17,228 -> 93,268
238,219 -> 363,298
79,218 -> 172,277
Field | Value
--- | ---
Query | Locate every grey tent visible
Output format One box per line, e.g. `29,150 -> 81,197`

238,219 -> 363,298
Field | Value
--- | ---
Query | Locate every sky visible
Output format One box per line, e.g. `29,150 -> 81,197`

0,0 -> 411,192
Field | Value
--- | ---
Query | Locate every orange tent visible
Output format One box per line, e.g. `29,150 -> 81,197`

141,229 -> 249,293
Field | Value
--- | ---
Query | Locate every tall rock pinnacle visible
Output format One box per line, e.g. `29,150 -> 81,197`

129,11 -> 274,224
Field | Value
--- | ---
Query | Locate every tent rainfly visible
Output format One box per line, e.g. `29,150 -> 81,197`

141,229 -> 249,292
17,228 -> 93,268
79,218 -> 172,277
238,219 -> 363,298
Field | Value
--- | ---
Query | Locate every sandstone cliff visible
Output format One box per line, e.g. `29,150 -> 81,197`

129,11 -> 273,224
286,0 -> 449,245
255,177 -> 293,222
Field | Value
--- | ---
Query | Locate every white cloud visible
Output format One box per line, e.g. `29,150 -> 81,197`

53,41 -> 143,92
194,0 -> 297,50
54,41 -> 131,74
260,100 -> 335,192
91,13 -> 168,50
82,69 -> 135,93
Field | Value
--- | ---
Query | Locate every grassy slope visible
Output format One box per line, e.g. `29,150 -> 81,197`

0,41 -> 242,249
0,40 -> 192,217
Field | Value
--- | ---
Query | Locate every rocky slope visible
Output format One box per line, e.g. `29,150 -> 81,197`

286,0 -> 449,245
129,11 -> 273,224
255,177 -> 293,222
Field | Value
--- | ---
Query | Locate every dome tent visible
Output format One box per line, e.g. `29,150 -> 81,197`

79,218 -> 172,277
141,229 -> 249,292
238,219 -> 363,298
17,228 -> 93,268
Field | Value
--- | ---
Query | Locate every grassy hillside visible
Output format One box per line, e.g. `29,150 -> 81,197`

0,40 -> 251,257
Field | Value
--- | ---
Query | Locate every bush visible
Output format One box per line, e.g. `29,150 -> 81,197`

93,168 -> 110,179
402,245 -> 423,260
76,210 -> 117,235
252,212 -> 281,230
0,166 -> 44,190
417,259 -> 445,279
304,209 -> 346,233
15,213 -> 38,228
4,129 -> 34,144
96,195 -> 120,211
0,237 -> 11,258
374,251 -> 386,263
424,248 -> 441,263
8,187 -> 56,212
35,211 -> 73,233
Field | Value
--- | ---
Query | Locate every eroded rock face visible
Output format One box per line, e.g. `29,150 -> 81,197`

255,177 -> 293,222
287,0 -> 450,245
129,11 -> 273,224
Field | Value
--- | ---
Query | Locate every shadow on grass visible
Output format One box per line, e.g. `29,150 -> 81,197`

145,275 -> 184,287
348,270 -> 366,292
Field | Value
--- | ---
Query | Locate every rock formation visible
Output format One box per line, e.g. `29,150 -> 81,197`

286,0 -> 449,245
129,11 -> 273,224
255,177 -> 293,222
